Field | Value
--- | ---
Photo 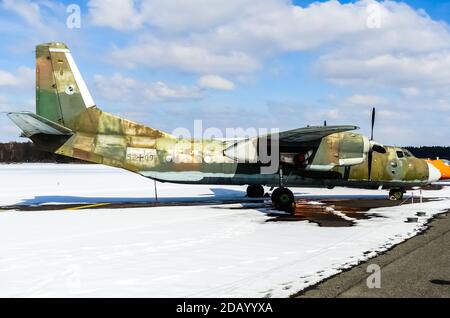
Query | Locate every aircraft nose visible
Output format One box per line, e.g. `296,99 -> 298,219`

427,163 -> 441,183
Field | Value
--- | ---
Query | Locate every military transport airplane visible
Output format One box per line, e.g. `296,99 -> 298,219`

7,43 -> 441,211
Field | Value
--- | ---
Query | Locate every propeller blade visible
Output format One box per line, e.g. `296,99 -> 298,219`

370,107 -> 375,141
324,120 -> 327,127
368,107 -> 376,180
372,143 -> 386,154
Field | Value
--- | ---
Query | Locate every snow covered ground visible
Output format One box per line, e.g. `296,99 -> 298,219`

1,164 -> 449,297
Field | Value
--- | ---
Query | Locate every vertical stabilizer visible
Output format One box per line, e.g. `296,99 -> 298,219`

36,42 -> 95,128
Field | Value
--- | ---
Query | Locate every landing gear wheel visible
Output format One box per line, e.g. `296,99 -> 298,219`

389,188 -> 404,201
271,188 -> 282,204
271,187 -> 295,211
246,185 -> 265,198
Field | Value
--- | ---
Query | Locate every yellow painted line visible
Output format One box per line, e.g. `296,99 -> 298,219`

66,203 -> 111,210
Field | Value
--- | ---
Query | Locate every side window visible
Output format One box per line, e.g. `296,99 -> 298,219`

404,150 -> 412,158
396,150 -> 405,158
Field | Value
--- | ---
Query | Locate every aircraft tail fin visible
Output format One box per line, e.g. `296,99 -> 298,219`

9,42 -> 172,141
36,42 -> 95,129
7,111 -> 73,137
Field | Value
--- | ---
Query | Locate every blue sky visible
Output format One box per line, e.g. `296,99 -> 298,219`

0,0 -> 449,145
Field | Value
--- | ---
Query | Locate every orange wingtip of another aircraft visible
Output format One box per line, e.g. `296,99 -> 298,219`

426,159 -> 450,180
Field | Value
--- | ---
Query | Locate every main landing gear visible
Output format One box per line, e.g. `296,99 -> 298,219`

246,185 -> 295,211
389,188 -> 405,201
271,187 -> 295,210
246,184 -> 265,198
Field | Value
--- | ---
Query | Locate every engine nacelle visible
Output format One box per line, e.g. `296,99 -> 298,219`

306,133 -> 370,171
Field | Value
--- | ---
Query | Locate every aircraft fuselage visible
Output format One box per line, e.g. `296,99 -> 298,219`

30,107 -> 433,191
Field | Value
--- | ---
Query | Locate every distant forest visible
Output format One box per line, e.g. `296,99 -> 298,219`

0,142 -> 449,163
0,142 -> 88,163
405,146 -> 450,160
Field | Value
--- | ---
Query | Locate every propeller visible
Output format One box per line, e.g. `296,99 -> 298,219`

370,107 -> 375,141
324,120 -> 327,127
368,107 -> 375,180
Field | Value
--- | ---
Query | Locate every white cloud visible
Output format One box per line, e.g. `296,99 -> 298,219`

0,70 -> 20,86
93,73 -> 202,103
110,37 -> 259,74
140,0 -> 261,33
0,67 -> 33,87
1,0 -> 69,44
198,75 -> 235,90
0,95 -> 12,112
146,81 -> 202,101
93,73 -> 137,102
2,0 -> 43,28
400,87 -> 420,97
0,94 -> 36,142
316,53 -> 450,90
104,0 -> 450,98
343,94 -> 388,107
87,0 -> 272,33
2,0 -> 447,144
308,2 -> 450,101
88,0 -> 143,30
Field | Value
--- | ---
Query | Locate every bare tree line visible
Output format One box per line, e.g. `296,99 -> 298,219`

0,142 -> 88,163
405,146 -> 450,160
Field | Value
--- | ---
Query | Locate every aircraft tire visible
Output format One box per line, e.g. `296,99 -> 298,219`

272,187 -> 295,210
271,188 -> 282,204
389,188 -> 404,200
246,185 -> 265,198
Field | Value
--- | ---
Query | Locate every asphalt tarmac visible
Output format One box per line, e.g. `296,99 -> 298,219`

296,210 -> 450,298
0,195 -> 429,212
0,196 -> 434,228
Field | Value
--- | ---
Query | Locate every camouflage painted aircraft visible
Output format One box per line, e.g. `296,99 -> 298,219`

7,43 -> 441,211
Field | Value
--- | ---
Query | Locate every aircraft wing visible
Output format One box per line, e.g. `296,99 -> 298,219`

7,111 -> 73,137
269,125 -> 359,143
224,125 -> 360,162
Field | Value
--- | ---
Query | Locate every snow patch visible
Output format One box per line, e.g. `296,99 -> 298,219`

0,164 -> 449,297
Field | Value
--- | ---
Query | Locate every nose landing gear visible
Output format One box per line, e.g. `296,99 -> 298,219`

389,188 -> 405,200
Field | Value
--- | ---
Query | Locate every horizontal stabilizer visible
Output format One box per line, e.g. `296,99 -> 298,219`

7,112 -> 73,137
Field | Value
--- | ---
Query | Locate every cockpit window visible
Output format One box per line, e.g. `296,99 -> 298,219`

396,151 -> 405,158
443,159 -> 450,166
404,150 -> 412,157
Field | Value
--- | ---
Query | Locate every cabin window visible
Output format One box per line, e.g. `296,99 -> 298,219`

396,151 -> 405,158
